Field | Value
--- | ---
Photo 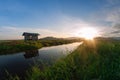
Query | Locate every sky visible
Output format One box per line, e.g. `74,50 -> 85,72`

0,0 -> 120,40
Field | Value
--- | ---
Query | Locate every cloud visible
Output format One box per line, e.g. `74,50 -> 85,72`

106,0 -> 120,5
0,26 -> 59,40
105,8 -> 120,25
0,15 -> 101,40
110,31 -> 120,34
88,0 -> 120,37
110,24 -> 120,35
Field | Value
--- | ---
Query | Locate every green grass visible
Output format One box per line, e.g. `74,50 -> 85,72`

25,39 -> 120,80
0,39 -> 80,54
0,40 -> 43,54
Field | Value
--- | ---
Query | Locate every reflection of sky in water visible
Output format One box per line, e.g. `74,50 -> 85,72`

0,42 -> 82,79
40,42 -> 80,52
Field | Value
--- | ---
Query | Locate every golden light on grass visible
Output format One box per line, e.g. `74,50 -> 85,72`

80,27 -> 98,40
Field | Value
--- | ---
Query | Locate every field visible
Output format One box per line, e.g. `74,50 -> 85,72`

0,39 -> 81,54
4,39 -> 120,80
23,39 -> 120,80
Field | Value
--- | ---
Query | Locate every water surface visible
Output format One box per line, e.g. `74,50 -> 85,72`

0,42 -> 82,79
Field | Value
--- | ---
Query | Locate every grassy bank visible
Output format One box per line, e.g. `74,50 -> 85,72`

23,39 -> 120,80
0,39 -> 81,54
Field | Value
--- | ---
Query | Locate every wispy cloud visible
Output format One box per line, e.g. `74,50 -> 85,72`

87,0 -> 120,37
0,15 -> 101,40
0,26 -> 57,40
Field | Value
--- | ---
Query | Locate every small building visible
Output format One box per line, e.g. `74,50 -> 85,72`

22,32 -> 40,41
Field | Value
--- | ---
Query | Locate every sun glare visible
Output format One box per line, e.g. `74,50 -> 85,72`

80,27 -> 98,40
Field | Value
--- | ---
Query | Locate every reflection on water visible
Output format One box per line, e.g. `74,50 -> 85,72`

0,42 -> 82,79
24,50 -> 39,59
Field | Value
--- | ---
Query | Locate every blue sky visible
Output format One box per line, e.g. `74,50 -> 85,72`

0,0 -> 120,40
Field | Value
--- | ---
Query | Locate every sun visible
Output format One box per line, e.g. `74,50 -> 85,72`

80,27 -> 98,40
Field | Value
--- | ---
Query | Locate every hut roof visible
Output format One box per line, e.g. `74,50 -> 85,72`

22,32 -> 40,36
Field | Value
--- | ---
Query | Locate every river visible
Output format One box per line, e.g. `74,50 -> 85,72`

0,42 -> 82,79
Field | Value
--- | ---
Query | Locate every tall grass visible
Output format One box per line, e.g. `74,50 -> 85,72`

25,40 -> 120,80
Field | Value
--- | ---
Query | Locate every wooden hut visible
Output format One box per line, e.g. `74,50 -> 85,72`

22,32 -> 40,41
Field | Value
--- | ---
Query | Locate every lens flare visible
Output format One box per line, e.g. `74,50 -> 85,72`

79,27 -> 98,40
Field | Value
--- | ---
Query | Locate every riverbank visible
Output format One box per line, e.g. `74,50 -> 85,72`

24,39 -> 120,80
0,39 -> 81,54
